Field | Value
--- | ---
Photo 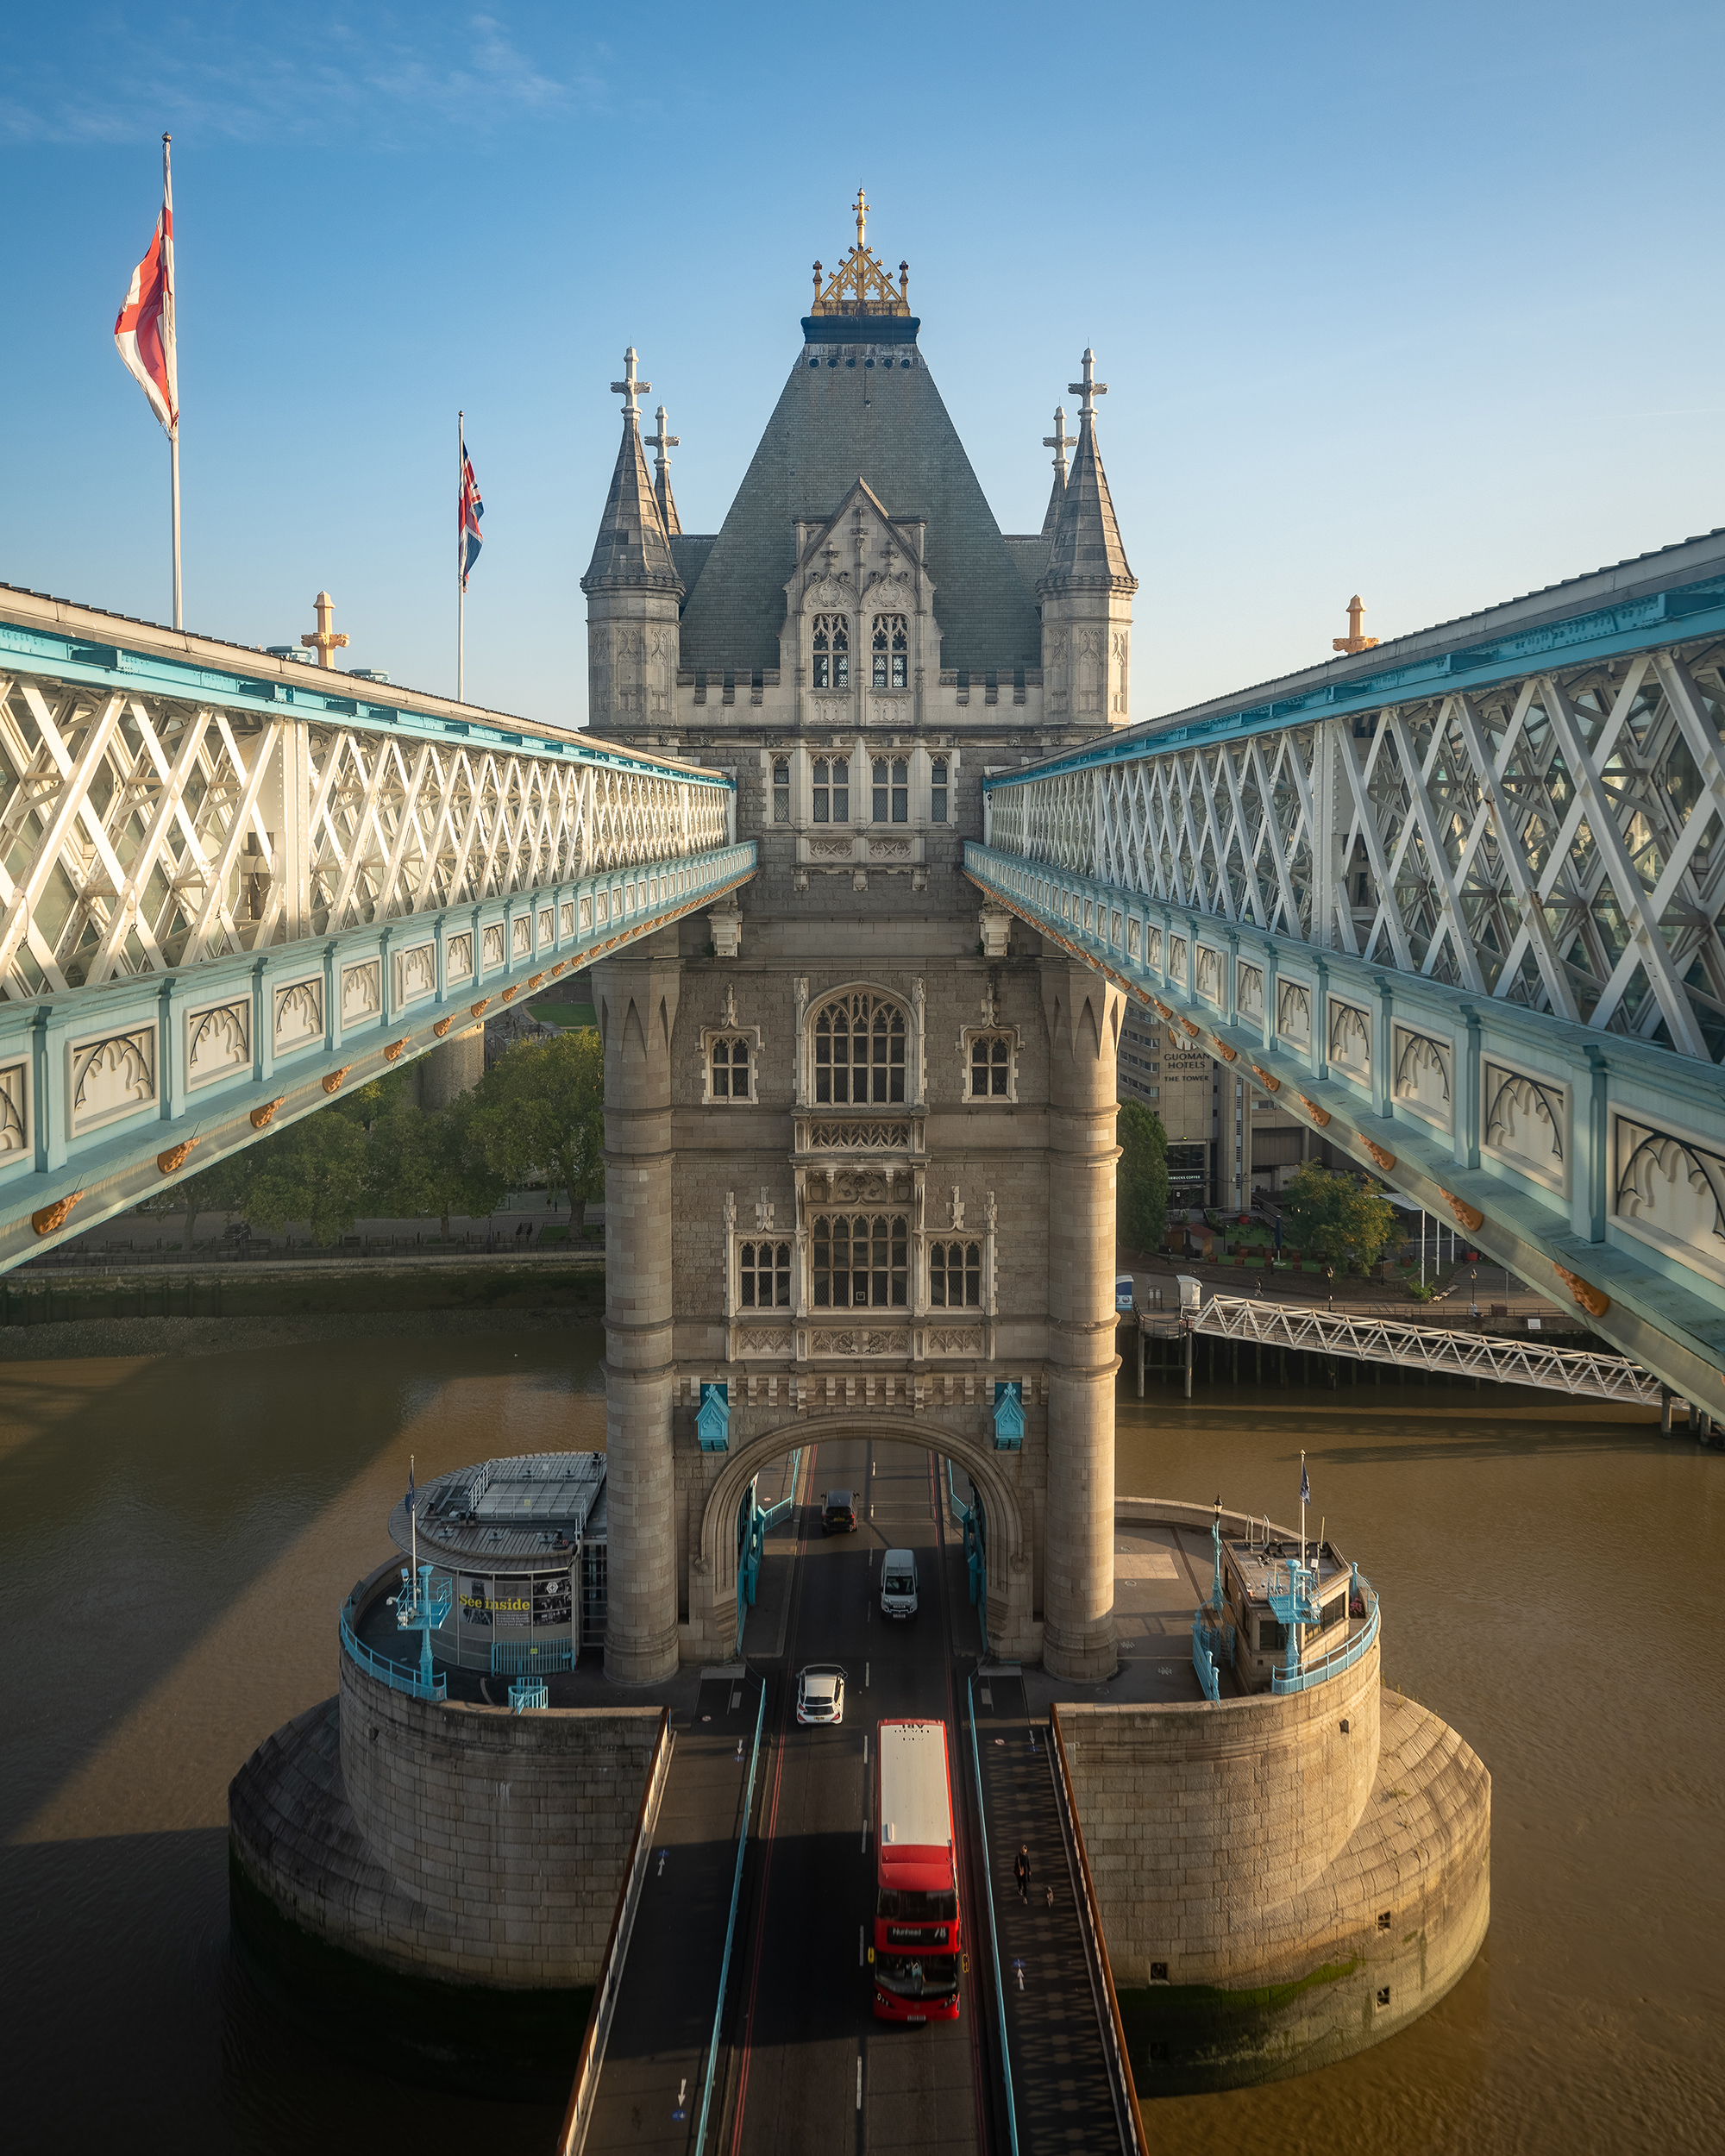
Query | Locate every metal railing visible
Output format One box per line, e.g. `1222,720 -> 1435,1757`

490,1637 -> 574,1676
964,1673 -> 1019,2156
1271,1574 -> 1380,1696
1189,1294 -> 1659,1405
1190,1614 -> 1221,1703
338,1605 -> 447,1702
508,1680 -> 549,1712
557,1707 -> 675,2156
1047,1708 -> 1151,2156
693,1677 -> 768,2154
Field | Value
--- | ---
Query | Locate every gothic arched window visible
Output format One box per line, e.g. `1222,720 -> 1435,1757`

871,614 -> 908,690
772,757 -> 790,823
738,1239 -> 792,1307
812,615 -> 848,690
812,1213 -> 908,1307
872,757 -> 908,824
931,755 -> 949,824
812,990 -> 906,1106
812,755 -> 849,824
928,1240 -> 982,1307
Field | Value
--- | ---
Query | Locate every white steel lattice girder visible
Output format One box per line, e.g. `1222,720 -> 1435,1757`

0,672 -> 734,1001
995,630 -> 1725,1065
0,836 -> 756,1270
0,616 -> 748,1269
963,833 -> 1725,1420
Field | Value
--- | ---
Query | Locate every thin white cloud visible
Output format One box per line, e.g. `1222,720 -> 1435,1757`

0,7 -> 606,147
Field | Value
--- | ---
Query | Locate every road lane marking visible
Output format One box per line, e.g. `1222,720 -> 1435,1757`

856,2055 -> 862,2110
865,1661 -> 870,1688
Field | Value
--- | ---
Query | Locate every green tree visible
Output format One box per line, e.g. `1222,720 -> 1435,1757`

1282,1161 -> 1396,1273
466,1029 -> 605,1217
243,1108 -> 371,1246
1116,1098 -> 1170,1254
368,1093 -> 505,1240
134,1147 -> 254,1250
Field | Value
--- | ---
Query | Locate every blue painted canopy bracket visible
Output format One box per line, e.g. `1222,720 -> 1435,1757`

0,843 -> 756,1269
963,843 -> 1725,1418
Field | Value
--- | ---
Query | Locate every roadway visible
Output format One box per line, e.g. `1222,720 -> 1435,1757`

714,1436 -> 1000,2156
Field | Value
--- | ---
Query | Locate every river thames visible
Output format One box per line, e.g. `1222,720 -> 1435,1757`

1,1320 -> 1719,2152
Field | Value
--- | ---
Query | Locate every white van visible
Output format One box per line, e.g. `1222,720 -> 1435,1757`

1115,1274 -> 1136,1313
880,1549 -> 919,1620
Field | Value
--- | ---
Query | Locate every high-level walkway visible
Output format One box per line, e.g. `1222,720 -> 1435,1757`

0,585 -> 752,1267
967,529 -> 1725,1414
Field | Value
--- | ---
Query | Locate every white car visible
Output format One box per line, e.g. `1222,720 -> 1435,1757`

880,1549 -> 919,1620
796,1664 -> 846,1726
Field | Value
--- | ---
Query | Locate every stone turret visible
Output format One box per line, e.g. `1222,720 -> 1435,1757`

580,348 -> 683,731
1038,350 -> 1137,727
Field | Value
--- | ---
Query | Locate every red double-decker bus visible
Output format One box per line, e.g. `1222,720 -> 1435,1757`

871,1719 -> 962,2022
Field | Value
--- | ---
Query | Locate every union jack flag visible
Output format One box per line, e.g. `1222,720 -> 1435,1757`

459,440 -> 484,591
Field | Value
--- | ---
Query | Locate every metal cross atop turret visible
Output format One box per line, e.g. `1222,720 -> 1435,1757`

1043,404 -> 1077,484
1068,348 -> 1107,419
611,347 -> 650,422
1333,594 -> 1380,654
300,589 -> 349,669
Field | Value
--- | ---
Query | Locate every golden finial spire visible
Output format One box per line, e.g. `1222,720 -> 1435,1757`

301,590 -> 349,669
810,190 -> 910,317
1333,595 -> 1379,654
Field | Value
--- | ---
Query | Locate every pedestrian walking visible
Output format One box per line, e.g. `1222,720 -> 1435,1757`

1015,1843 -> 1032,1903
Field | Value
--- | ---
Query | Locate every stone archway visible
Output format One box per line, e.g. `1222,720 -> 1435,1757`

688,1413 -> 1038,1665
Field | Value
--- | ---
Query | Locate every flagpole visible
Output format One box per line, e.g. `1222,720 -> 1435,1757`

165,134 -> 182,630
1300,1449 -> 1306,1571
457,411 -> 465,704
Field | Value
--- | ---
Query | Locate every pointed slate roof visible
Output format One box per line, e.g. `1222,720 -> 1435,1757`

580,416 -> 682,598
676,346 -> 1043,678
656,463 -> 682,537
1040,405 -> 1136,598
1038,467 -> 1065,543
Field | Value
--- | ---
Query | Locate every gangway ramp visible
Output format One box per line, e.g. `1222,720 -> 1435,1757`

969,1670 -> 1144,2153
1186,1293 -> 1660,1405
573,1669 -> 763,2155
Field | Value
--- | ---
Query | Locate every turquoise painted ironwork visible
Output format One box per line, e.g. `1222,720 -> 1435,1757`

693,1679 -> 767,2156
965,1672 -> 1021,2156
1271,1573 -> 1380,1696
1191,1614 -> 1222,1703
991,1380 -> 1025,1451
394,1561 -> 452,1692
339,1605 -> 447,1702
508,1679 -> 549,1711
698,1382 -> 731,1452
490,1637 -> 574,1676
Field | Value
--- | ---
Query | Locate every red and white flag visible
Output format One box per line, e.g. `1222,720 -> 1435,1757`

114,141 -> 178,437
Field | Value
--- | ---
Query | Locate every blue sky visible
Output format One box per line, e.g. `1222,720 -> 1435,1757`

7,2 -> 1722,726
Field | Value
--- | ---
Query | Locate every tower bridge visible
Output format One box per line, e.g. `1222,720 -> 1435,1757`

212,199 -> 1509,2133
968,535 -> 1725,1418
0,583 -> 750,1267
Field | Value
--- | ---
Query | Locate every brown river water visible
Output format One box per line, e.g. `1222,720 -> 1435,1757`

0,1326 -> 1719,2153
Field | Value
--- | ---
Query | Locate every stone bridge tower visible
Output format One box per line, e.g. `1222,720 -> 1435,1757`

587,204 -> 1135,1683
